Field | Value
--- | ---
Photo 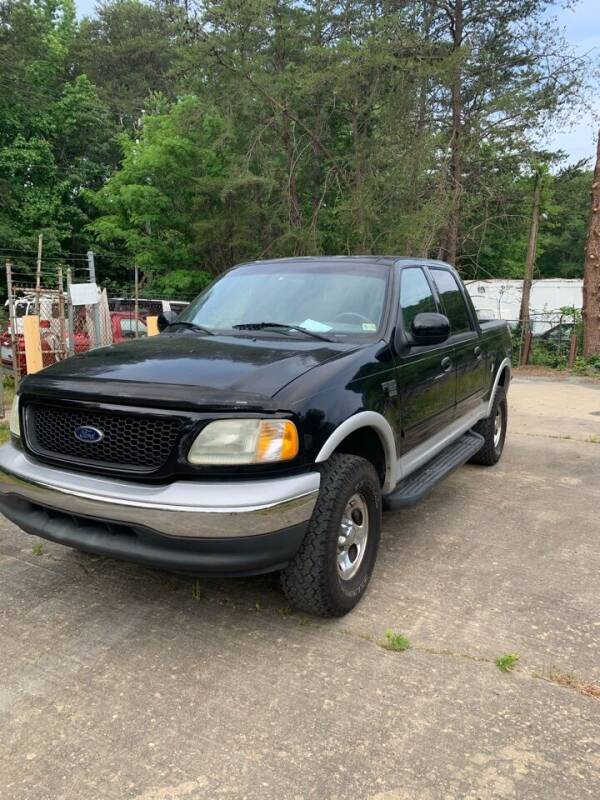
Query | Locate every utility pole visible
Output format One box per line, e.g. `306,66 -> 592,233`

582,129 -> 600,357
519,171 -> 542,328
34,233 -> 43,315
5,260 -> 20,386
134,263 -> 140,338
66,267 -> 75,356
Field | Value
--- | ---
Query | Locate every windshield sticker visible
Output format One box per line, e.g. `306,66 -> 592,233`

299,318 -> 333,332
362,322 -> 377,331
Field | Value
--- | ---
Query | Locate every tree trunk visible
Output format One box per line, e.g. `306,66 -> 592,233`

519,172 -> 542,327
281,111 -> 303,231
441,0 -> 463,266
582,129 -> 600,357
273,6 -> 302,235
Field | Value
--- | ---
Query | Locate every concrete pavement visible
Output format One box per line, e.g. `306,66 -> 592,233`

0,374 -> 598,800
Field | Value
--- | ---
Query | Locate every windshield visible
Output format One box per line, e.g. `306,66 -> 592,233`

176,261 -> 390,340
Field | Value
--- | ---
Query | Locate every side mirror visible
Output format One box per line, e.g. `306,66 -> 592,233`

157,310 -> 179,332
410,312 -> 450,346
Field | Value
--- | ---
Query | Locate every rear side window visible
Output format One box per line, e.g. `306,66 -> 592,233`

430,269 -> 473,334
400,268 -> 437,331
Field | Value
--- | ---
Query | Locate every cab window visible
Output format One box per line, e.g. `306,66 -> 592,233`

430,269 -> 473,334
400,268 -> 437,331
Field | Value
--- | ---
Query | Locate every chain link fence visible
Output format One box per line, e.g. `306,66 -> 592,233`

493,313 -> 583,369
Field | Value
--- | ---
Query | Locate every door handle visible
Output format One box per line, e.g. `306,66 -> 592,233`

474,346 -> 482,359
441,356 -> 453,372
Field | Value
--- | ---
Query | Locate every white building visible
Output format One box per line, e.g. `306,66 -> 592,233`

465,279 -> 583,333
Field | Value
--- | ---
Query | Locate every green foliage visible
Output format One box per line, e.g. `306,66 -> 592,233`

495,653 -> 519,673
0,0 -> 117,258
382,630 -> 411,652
73,0 -> 181,127
0,0 -> 593,297
148,269 -> 212,298
538,167 -> 594,278
88,96 -> 244,283
572,355 -> 600,376
529,348 -> 568,370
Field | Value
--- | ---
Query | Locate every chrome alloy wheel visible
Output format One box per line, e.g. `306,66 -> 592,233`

493,406 -> 503,449
337,493 -> 369,581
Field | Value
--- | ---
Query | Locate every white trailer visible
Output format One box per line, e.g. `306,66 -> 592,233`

465,279 -> 583,333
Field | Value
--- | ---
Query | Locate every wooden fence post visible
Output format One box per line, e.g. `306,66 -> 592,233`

568,334 -> 578,368
6,260 -> 20,386
521,329 -> 533,365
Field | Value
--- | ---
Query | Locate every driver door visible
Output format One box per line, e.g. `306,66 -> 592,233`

394,267 -> 456,453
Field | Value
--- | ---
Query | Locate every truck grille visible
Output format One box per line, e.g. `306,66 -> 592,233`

25,403 -> 184,471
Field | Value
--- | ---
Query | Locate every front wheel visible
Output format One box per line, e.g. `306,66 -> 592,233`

470,387 -> 508,466
281,453 -> 382,617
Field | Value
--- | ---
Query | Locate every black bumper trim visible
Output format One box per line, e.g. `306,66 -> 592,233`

0,494 -> 308,577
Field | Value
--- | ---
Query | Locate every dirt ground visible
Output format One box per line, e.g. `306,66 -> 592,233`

0,375 -> 599,800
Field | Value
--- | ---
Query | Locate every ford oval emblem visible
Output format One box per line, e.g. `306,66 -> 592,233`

74,425 -> 104,444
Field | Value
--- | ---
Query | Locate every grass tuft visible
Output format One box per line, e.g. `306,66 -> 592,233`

382,630 -> 411,652
31,542 -> 44,556
495,652 -> 519,672
191,579 -> 205,601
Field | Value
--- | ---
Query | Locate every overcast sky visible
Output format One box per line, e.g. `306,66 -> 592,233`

74,0 -> 600,165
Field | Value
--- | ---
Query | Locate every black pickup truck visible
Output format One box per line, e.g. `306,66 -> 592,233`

0,257 -> 511,616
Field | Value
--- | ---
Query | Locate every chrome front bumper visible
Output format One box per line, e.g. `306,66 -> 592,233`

0,442 -> 320,539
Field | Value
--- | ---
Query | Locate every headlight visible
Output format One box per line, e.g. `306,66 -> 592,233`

9,395 -> 20,437
188,419 -> 299,465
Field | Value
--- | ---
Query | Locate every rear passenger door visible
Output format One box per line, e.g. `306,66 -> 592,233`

428,267 -> 488,417
395,267 -> 457,453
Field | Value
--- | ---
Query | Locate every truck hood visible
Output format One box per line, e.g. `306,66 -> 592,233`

21,332 -> 358,410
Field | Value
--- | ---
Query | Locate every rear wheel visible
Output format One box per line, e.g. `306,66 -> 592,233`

470,387 -> 507,466
281,453 -> 382,617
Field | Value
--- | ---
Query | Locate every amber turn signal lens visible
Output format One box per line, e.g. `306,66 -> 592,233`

256,420 -> 299,463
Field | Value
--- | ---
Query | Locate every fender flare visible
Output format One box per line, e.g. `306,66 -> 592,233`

487,357 -> 512,416
315,410 -> 398,494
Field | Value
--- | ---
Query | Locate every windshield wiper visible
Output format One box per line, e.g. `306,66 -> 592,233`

168,321 -> 214,336
232,322 -> 333,342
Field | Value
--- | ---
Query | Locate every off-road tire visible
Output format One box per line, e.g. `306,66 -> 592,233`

280,453 -> 382,617
469,387 -> 507,466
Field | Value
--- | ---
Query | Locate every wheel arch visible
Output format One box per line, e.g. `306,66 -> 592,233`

487,357 -> 511,416
315,411 -> 397,494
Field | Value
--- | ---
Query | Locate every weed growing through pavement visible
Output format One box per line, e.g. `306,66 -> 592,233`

31,542 -> 44,556
496,653 -> 519,672
191,579 -> 205,601
547,671 -> 600,699
382,630 -> 411,652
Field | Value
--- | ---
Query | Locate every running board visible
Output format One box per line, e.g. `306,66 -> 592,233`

383,431 -> 484,510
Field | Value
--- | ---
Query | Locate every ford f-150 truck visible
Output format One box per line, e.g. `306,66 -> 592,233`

0,257 -> 511,616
